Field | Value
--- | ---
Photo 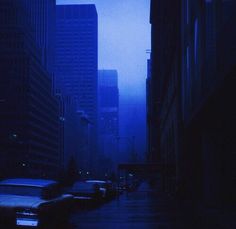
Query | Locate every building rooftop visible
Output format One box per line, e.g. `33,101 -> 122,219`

56,4 -> 97,18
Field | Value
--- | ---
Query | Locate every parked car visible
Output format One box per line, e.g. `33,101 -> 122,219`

85,180 -> 118,200
65,181 -> 104,208
0,178 -> 73,228
85,180 -> 107,198
118,178 -> 140,192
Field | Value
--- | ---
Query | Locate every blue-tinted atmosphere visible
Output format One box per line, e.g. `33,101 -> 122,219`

0,0 -> 235,228
57,0 -> 150,97
57,0 -> 151,163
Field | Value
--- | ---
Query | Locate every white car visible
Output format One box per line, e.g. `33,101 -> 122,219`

0,178 -> 73,227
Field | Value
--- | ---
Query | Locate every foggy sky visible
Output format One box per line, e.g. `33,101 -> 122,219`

56,0 -> 151,99
56,0 -> 151,160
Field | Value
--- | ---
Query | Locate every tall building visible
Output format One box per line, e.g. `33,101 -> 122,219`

55,4 -> 98,173
56,94 -> 80,170
150,0 -> 182,193
0,0 -> 60,178
180,0 -> 236,207
5,0 -> 56,75
77,110 -> 92,176
146,58 -> 156,162
150,0 -> 236,225
98,70 -> 119,172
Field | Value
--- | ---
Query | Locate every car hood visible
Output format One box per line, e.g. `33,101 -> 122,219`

0,194 -> 46,209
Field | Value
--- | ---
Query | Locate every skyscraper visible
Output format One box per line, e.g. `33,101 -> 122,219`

149,0 -> 236,223
0,0 -> 60,178
98,70 -> 119,171
55,4 -> 98,173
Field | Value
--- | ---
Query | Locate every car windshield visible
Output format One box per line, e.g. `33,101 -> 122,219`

0,185 -> 42,197
86,180 -> 107,188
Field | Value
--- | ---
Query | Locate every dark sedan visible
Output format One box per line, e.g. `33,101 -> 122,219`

65,181 -> 104,209
0,178 -> 73,228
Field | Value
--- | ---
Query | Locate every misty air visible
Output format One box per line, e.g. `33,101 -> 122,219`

0,0 -> 235,229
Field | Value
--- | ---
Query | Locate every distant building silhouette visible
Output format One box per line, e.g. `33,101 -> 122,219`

0,0 -> 60,178
146,58 -> 157,162
55,4 -> 98,174
56,93 -> 80,171
149,0 -> 236,225
77,110 -> 93,177
98,70 -> 119,174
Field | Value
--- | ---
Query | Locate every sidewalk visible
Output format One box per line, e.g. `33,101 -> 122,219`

70,182 -> 236,229
70,182 -> 176,229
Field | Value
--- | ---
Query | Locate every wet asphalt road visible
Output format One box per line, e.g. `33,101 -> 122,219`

68,183 -> 176,229
17,182 -> 235,229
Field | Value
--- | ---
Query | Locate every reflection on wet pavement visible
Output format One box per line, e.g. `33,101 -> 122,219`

68,182 -> 175,229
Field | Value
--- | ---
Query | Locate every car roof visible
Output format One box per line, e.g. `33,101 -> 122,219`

86,180 -> 106,184
0,178 -> 57,188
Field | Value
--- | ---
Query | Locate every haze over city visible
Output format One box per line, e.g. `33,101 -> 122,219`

0,1 -> 235,228
57,0 -> 151,161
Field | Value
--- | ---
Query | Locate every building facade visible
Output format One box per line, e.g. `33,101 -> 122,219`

98,70 -> 119,173
55,4 -> 98,174
180,0 -> 236,207
0,0 -> 60,178
56,94 -> 80,170
149,0 -> 236,211
149,0 -> 182,193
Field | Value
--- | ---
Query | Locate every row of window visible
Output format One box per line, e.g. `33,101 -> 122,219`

182,0 -> 217,119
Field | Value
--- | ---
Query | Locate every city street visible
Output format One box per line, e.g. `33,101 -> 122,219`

68,183 -> 176,229
0,1 -> 235,229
